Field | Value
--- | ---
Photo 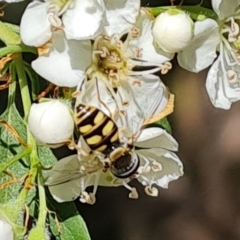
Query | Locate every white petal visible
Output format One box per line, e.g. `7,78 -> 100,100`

136,127 -> 178,151
178,19 -> 220,72
20,1 -> 52,47
127,75 -> 168,120
103,0 -> 140,36
206,53 -> 240,109
63,0 -> 105,40
212,0 -> 240,20
0,219 -> 13,240
32,31 -> 91,87
28,100 -> 74,144
129,9 -> 174,64
137,148 -> 183,188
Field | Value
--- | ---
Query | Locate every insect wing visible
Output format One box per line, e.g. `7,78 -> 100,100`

44,155 -> 87,202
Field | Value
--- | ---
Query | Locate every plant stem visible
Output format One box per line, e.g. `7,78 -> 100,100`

0,45 -> 37,58
14,54 -> 40,187
0,147 -> 32,173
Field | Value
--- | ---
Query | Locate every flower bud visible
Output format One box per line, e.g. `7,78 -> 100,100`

152,9 -> 194,53
28,99 -> 74,146
0,218 -> 14,240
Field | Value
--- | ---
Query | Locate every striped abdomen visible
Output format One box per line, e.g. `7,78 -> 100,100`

74,104 -> 119,153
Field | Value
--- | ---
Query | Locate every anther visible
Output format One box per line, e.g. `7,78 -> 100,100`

152,161 -> 163,172
80,191 -> 96,204
129,187 -> 139,199
145,186 -> 159,197
227,69 -> 238,84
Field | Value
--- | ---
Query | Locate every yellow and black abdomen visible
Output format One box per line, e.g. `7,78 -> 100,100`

75,104 -> 120,153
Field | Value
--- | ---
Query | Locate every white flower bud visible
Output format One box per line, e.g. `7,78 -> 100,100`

0,218 -> 14,240
152,9 -> 194,53
28,99 -> 74,146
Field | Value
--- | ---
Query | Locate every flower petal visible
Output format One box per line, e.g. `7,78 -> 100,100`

206,54 -> 240,109
129,9 -> 174,65
137,148 -> 183,188
20,1 -> 52,47
103,0 -> 140,36
178,19 -> 220,72
212,0 -> 240,20
63,0 -> 105,40
127,75 -> 168,120
32,31 -> 91,87
136,127 -> 178,151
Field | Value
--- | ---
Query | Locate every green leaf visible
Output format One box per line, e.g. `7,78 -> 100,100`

37,146 -> 57,168
0,20 -> 21,45
152,117 -> 172,134
0,103 -> 29,203
46,190 -> 91,240
0,200 -> 25,237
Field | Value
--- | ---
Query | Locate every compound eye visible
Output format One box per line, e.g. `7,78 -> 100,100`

110,151 -> 139,179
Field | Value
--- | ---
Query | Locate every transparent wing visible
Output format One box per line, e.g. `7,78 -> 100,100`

43,155 -> 100,202
43,155 -> 84,186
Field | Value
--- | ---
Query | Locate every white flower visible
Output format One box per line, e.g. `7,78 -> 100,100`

178,0 -> 240,109
152,9 -> 194,53
44,127 -> 183,204
0,218 -> 14,240
30,9 -> 173,88
20,0 -> 140,47
81,9 -> 173,92
44,79 -> 183,204
28,99 -> 74,146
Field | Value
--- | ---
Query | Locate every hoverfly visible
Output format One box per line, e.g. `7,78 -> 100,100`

74,80 -> 140,179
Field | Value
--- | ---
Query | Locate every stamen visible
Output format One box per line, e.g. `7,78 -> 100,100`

48,14 -> 62,28
79,191 -> 96,204
46,4 -> 60,14
138,166 -> 151,174
145,186 -> 159,197
227,69 -> 238,84
152,161 -> 163,172
161,62 -> 172,74
93,50 -> 104,55
122,181 -> 139,199
100,46 -> 110,58
130,27 -> 140,38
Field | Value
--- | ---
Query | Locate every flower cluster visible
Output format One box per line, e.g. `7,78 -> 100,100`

19,1 -> 185,203
15,0 -> 240,205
